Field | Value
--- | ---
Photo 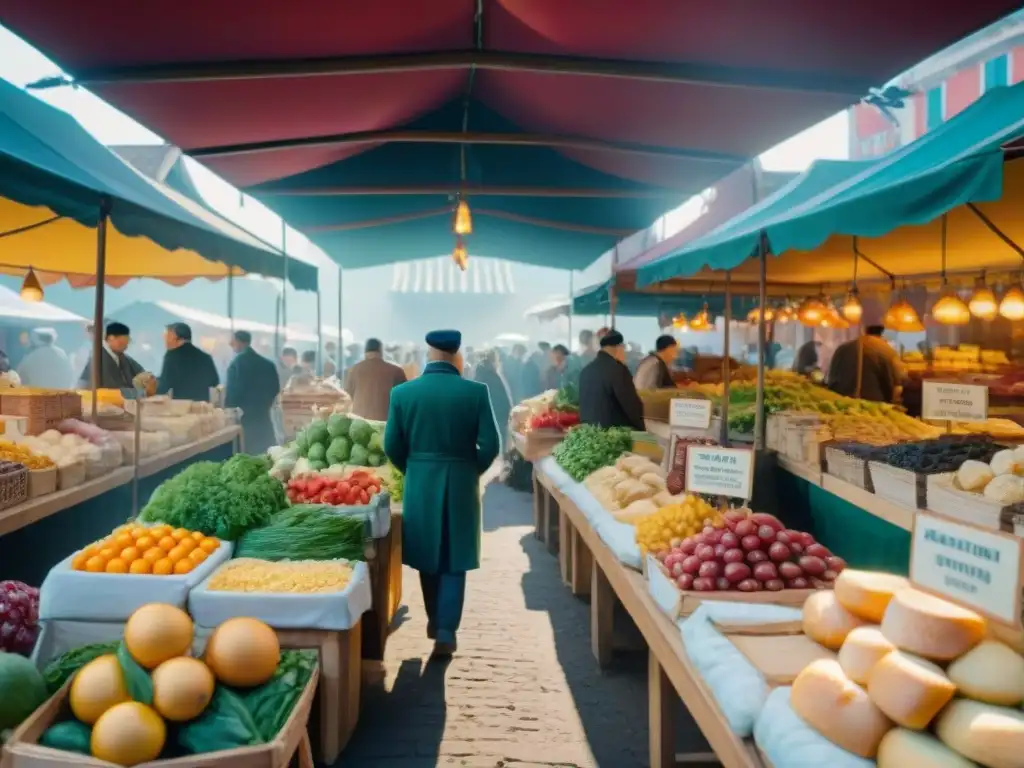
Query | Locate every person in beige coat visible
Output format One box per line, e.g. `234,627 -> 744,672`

344,338 -> 408,421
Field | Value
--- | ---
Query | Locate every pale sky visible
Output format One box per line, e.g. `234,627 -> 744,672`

0,24 -> 849,267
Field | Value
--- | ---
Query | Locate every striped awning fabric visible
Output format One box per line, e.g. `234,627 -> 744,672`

390,256 -> 516,294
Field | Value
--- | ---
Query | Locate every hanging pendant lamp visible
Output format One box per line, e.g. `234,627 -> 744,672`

671,313 -> 688,330
931,216 -> 970,325
689,304 -> 713,331
842,245 -> 863,323
746,305 -> 774,324
451,238 -> 468,271
999,278 -> 1024,321
797,296 -> 827,327
19,268 -> 43,302
453,199 -> 472,236
774,301 -> 795,324
883,282 -> 923,333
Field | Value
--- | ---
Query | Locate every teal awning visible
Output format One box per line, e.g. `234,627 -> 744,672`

572,279 -> 755,317
638,83 -> 1024,288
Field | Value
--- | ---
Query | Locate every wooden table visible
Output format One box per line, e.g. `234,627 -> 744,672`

362,509 -> 403,661
534,467 -> 765,768
277,622 -> 363,765
0,466 -> 134,538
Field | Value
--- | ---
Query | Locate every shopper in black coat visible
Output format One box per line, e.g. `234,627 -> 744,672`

157,322 -> 220,402
578,330 -> 646,431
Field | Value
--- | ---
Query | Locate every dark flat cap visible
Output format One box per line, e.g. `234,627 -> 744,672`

425,329 -> 462,353
599,330 -> 624,348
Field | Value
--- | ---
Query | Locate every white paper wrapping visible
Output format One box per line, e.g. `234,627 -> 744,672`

188,560 -> 372,631
39,540 -> 234,622
593,516 -> 644,570
537,457 -> 577,491
754,687 -> 874,768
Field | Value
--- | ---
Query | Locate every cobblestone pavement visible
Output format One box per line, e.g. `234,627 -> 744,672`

336,481 -> 651,768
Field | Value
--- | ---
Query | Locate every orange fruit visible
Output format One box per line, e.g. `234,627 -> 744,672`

129,559 -> 152,575
158,536 -> 176,552
152,558 -> 174,576
173,559 -> 194,575
91,701 -> 166,765
143,547 -> 164,564
135,535 -> 155,550
204,618 -> 280,688
130,527 -> 146,539
86,556 -> 107,573
115,533 -> 134,548
120,546 -> 141,563
124,604 -> 194,669
188,549 -> 208,565
72,553 -> 89,570
70,655 -> 130,724
151,657 -> 214,721
105,558 -> 128,574
99,547 -> 118,560
199,538 -> 219,554
167,546 -> 187,563
191,531 -> 205,542
171,528 -> 190,542
177,538 -> 196,553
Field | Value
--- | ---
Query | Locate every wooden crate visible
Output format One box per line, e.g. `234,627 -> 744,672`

512,429 -> 564,462
869,461 -> 926,509
2,666 -> 319,768
927,473 -> 1014,532
59,394 -> 81,421
823,447 -> 873,492
27,467 -> 57,498
0,393 -> 62,436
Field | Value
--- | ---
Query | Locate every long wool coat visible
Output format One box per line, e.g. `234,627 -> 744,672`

384,361 -> 500,574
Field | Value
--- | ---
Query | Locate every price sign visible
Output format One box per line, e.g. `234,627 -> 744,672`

910,512 -> 1023,628
922,381 -> 989,422
670,398 -> 713,429
685,446 -> 755,500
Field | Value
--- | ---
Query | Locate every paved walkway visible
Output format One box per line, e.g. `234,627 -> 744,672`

338,482 -> 651,767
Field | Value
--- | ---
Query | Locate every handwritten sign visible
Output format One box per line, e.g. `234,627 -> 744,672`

685,446 -> 754,500
670,398 -> 713,429
922,381 -> 989,422
910,512 -> 1023,627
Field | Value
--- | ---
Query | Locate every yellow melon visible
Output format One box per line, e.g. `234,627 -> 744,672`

204,617 -> 280,688
151,657 -> 215,722
91,701 -> 166,766
69,654 -> 130,725
123,603 -> 194,669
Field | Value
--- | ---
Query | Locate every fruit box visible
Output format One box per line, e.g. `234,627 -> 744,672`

1,666 -> 319,768
926,472 -> 1015,532
643,555 -> 818,620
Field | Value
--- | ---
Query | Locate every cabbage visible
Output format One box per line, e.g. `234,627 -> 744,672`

309,459 -> 328,471
327,413 -> 351,439
326,436 -> 351,466
306,419 -> 329,447
367,452 -> 383,467
0,651 -> 47,730
295,430 -> 310,457
307,443 -> 327,463
349,444 -> 370,466
367,431 -> 383,454
348,419 -> 374,447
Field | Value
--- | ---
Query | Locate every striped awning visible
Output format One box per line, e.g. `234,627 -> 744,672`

390,257 -> 515,294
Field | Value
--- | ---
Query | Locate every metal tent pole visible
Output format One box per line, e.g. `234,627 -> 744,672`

567,271 -> 574,347
754,234 -> 768,450
227,269 -> 235,333
316,289 -> 323,376
721,270 -> 731,446
90,198 -> 110,420
337,267 -> 345,380
280,220 -> 288,346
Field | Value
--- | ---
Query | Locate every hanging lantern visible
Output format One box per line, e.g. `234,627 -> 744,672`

775,303 -> 795,324
932,289 -> 971,325
453,199 -> 472,236
671,313 -> 688,330
746,305 -> 774,324
999,285 -> 1024,321
797,296 -> 826,327
19,268 -> 43,303
820,306 -> 851,330
689,304 -> 714,331
841,291 -> 863,323
451,238 -> 468,271
883,296 -> 924,332
968,278 -> 998,320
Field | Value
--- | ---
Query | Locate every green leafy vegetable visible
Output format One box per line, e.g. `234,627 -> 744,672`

178,687 -> 262,755
367,431 -> 383,454
386,465 -> 404,502
241,650 -> 317,741
306,419 -> 329,447
551,425 -> 633,481
116,642 -> 153,705
295,430 -> 309,457
326,436 -> 351,465
348,419 -> 374,448
307,443 -> 326,463
327,413 -> 351,439
42,641 -> 120,693
348,444 -> 370,467
139,454 -> 286,540
366,452 -> 383,467
234,505 -> 366,561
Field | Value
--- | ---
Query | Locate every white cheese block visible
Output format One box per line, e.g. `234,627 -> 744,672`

877,728 -> 977,768
803,590 -> 867,651
838,626 -> 896,685
935,698 -> 1024,768
833,569 -> 910,623
790,658 -> 893,758
866,650 -> 956,729
947,640 -> 1024,707
880,588 -> 986,661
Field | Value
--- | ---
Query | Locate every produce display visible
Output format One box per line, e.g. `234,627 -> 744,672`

139,454 -> 287,540
387,465 -> 404,503
234,505 -> 366,562
42,642 -> 120,693
294,413 -> 386,472
206,559 -> 355,594
0,440 -> 52,469
285,468 -> 382,506
635,495 -> 718,554
32,604 -> 316,765
552,424 -> 633,481
0,650 -> 47,732
525,384 -> 580,432
655,510 -> 845,593
69,522 -> 222,576
583,454 -> 675,520
879,434 -> 998,473
791,567 -> 1024,765
0,580 -> 39,656
955,443 -> 1024,504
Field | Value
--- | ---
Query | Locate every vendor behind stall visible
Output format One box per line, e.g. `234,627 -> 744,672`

157,322 -> 219,402
78,322 -> 146,389
633,334 -> 679,390
579,330 -> 646,430
827,325 -> 906,403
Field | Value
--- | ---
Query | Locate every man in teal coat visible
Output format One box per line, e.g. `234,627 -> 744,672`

384,330 -> 500,655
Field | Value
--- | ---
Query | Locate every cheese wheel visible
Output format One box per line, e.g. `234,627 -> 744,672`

790,658 -> 893,758
880,588 -> 986,661
834,569 -> 910,622
866,650 -> 956,729
803,590 -> 867,651
947,640 -> 1024,706
935,699 -> 1024,768
877,728 -> 977,768
838,626 -> 896,685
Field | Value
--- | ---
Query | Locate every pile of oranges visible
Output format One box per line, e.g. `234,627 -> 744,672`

71,523 -> 221,576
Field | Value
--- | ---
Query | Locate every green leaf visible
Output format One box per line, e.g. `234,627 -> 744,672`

178,687 -> 263,754
116,642 -> 153,706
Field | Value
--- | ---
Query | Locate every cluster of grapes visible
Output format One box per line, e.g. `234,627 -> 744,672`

657,509 -> 846,593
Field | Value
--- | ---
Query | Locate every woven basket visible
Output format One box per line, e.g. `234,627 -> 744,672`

0,463 -> 29,511
0,393 -> 62,435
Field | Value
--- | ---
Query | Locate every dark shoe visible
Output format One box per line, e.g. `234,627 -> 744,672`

426,624 -> 436,640
432,640 -> 457,657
